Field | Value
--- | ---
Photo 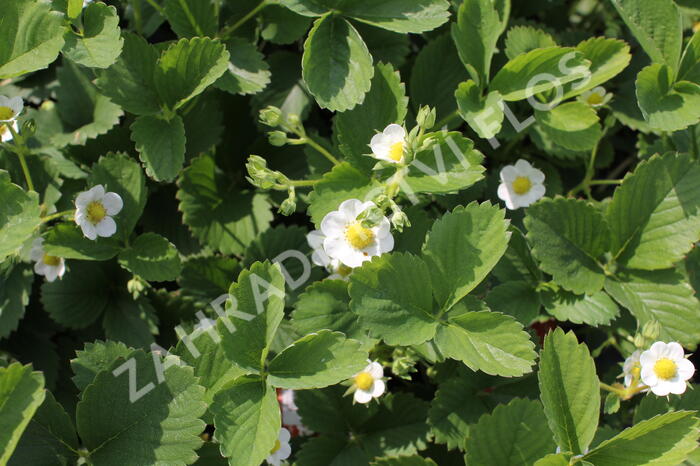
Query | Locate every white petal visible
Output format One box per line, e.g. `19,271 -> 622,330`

676,358 -> 695,380
80,221 -> 98,240
34,262 -> 47,276
278,444 -> 292,460
266,455 -> 281,466
311,250 -> 331,267
665,342 -> 684,360
374,233 -> 394,255
0,96 -> 9,109
667,380 -> 688,395
373,217 -> 391,238
354,389 -> 373,404
649,341 -> 668,357
383,123 -> 405,141
371,379 -> 386,398
56,260 -> 66,279
307,230 -> 325,250
338,199 -> 364,218
497,183 -> 516,210
337,247 -> 369,268
528,167 -> 546,184
1,121 -> 18,142
640,365 -> 658,387
102,192 -> 123,215
513,159 -> 532,172
44,266 -> 59,282
324,236 -> 349,259
499,165 -> 518,182
527,184 -> 546,204
278,428 -> 291,444
75,190 -> 93,209
368,362 -> 383,379
650,381 -> 671,397
370,132 -> 390,155
30,238 -> 45,261
639,349 -> 656,367
9,96 -> 23,117
95,216 -> 117,237
321,211 -> 349,237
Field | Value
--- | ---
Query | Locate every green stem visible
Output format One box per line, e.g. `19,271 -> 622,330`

17,152 -> 34,192
7,124 -> 35,192
600,382 -> 625,397
132,0 -> 143,34
303,137 -> 341,165
435,110 -> 460,130
272,178 -> 319,190
589,179 -> 623,186
219,0 -> 269,39
41,210 -> 75,223
144,0 -> 166,17
567,132 -> 606,198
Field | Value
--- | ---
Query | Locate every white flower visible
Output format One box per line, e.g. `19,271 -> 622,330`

280,389 -> 312,436
74,185 -> 123,240
0,95 -> 23,143
497,159 -> 546,210
307,230 -> 353,280
370,124 -> 407,164
352,361 -> 386,404
30,238 -> 66,282
580,86 -> 612,108
83,0 -> 94,6
320,199 -> 394,268
266,428 -> 292,466
623,350 -> 642,388
640,341 -> 695,396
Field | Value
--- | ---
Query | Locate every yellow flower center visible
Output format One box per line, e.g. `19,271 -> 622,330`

653,358 -> 677,380
388,141 -> 404,161
512,176 -> 532,195
0,106 -> 15,121
43,254 -> 61,266
270,439 -> 281,454
355,372 -> 374,391
86,201 -> 107,224
587,92 -> 604,106
345,222 -> 374,250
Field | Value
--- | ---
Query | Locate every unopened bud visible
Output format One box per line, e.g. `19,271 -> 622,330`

268,131 -> 288,147
246,155 -> 283,189
391,209 -> 410,232
416,106 -> 436,130
278,196 -> 297,216
259,106 -> 283,127
641,320 -> 661,341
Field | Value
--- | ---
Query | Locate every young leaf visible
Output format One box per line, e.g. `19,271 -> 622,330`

118,232 -> 182,282
267,330 -> 368,389
0,265 -> 33,340
539,328 -> 600,455
43,223 -> 122,261
0,171 -> 41,262
607,152 -> 700,270
210,376 -> 281,466
62,2 -> 124,69
215,38 -> 271,96
302,14 -> 374,112
465,398 -> 557,466
455,80 -> 505,139
525,198 -> 609,295
0,0 -> 65,78
130,114 -> 187,182
534,102 -> 602,152
0,363 -> 46,465
164,0 -> 218,38
505,26 -> 557,60
636,64 -> 700,132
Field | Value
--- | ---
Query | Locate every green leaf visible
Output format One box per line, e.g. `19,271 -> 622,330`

130,114 -> 187,182
62,2 -> 123,69
539,328 -> 600,455
118,232 -> 182,282
534,102 -> 602,152
636,64 -> 700,132
154,37 -> 230,111
334,62 -> 408,172
490,47 -> 590,101
451,0 -> 507,87
0,363 -> 46,465
505,26 -> 557,60
76,350 -> 206,466
610,0 -> 682,69
604,269 -> 700,346
679,30 -> 700,84
218,261 -> 285,373
540,289 -> 619,326
268,330 -> 368,389
0,265 -> 33,339
307,162 -> 381,227
607,152 -> 700,270
177,155 -> 273,255
0,0 -> 65,78
210,376 -> 280,466
260,5 -> 313,45
485,281 -> 541,326
215,38 -> 271,96
422,202 -> 510,310
67,0 -> 83,19
302,14 -> 374,112
404,131 -> 485,194
88,152 -> 148,243
8,391 -> 79,466
465,398 -> 556,466
43,223 -> 122,261
179,255 -> 240,302
372,457 -> 437,466
350,253 -> 438,346
0,171 -> 41,262
292,434 -> 368,465
164,0 -> 218,38
434,304 -> 537,377
96,32 -> 161,116
562,37 -> 631,99
525,198 -> 609,295
455,80 -> 505,139
71,340 -> 132,393
583,411 -> 700,466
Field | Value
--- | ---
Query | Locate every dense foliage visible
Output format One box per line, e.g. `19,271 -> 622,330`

1,0 -> 700,465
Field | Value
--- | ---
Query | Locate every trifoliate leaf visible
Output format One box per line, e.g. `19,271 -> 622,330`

130,114 -> 187,182
485,281 -> 541,326
465,398 -> 557,466
63,2 -> 123,69
302,14 -> 373,112
0,0 -> 65,78
604,269 -> 700,346
540,289 -> 619,327
505,26 -> 557,60
154,37 -> 230,111
534,102 -> 602,152
490,47 -> 590,101
118,232 -> 182,282
0,265 -> 33,340
76,350 -> 206,466
71,340 -> 132,393
636,64 -> 700,132
268,330 -> 368,389
0,171 -> 41,262
455,80 -> 505,139
218,261 -> 285,373
607,152 -> 700,270
96,32 -> 161,116
164,0 -> 218,38
422,202 -> 510,311
210,376 -> 280,466
43,223 -> 122,261
539,328 -> 600,455
215,38 -> 271,96
334,62 -> 408,172
0,363 -> 46,465
525,198 -> 609,295
582,411 -> 700,466
177,154 -> 273,255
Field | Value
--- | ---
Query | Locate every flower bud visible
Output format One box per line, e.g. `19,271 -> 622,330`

268,131 -> 288,147
246,155 -> 282,189
390,209 -> 411,232
259,106 -> 283,127
278,196 -> 297,216
641,320 -> 661,341
358,206 -> 384,228
416,105 -> 436,130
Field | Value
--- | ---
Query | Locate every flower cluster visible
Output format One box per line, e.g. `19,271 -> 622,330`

623,341 -> 695,396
